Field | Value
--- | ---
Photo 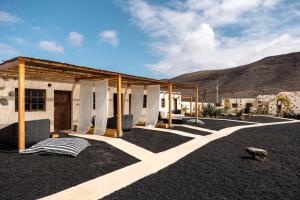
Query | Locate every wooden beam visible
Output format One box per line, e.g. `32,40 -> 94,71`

18,58 -> 25,152
0,57 -> 197,90
117,75 -> 123,137
195,87 -> 199,123
168,82 -> 173,127
0,59 -> 18,70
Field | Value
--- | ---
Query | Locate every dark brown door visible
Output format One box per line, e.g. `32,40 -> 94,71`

174,98 -> 178,111
54,91 -> 71,130
113,93 -> 123,116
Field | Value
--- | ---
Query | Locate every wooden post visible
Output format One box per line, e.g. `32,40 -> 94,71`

117,75 -> 123,137
195,87 -> 199,123
18,58 -> 25,152
168,82 -> 172,127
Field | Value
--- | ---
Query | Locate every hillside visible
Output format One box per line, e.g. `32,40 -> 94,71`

171,52 -> 300,102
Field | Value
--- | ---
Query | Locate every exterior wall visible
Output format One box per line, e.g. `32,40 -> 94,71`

0,78 -> 80,132
220,97 -> 256,111
181,102 -> 205,114
218,92 -> 300,115
0,78 -> 133,132
267,92 -> 300,115
0,77 -> 183,131
158,91 -> 181,118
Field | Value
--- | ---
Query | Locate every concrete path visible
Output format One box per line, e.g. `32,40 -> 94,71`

41,120 -> 299,200
67,132 -> 155,161
172,124 -> 217,133
135,126 -> 204,138
201,117 -> 257,124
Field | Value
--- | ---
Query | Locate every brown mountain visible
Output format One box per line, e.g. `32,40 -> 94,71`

171,52 -> 300,102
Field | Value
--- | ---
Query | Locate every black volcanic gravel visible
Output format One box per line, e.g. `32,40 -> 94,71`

121,128 -> 192,153
170,126 -> 212,136
191,118 -> 251,130
104,123 -> 300,200
0,138 -> 138,200
221,115 -> 292,123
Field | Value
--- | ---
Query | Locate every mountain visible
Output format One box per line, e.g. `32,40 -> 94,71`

171,52 -> 300,102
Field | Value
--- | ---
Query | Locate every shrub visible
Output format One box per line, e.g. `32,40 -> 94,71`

224,98 -> 232,110
202,103 -> 217,117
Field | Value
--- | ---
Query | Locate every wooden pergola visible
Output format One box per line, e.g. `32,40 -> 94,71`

0,57 -> 199,152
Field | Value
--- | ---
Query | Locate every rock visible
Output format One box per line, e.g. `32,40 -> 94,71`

245,147 -> 268,161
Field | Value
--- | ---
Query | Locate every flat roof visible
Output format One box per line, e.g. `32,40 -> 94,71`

0,56 -> 196,89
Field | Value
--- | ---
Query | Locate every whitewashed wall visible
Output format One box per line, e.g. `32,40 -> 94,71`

158,91 -> 182,118
0,78 -> 80,132
0,78 -> 185,130
0,78 -> 131,131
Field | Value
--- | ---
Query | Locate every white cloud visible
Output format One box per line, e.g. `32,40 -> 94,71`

38,41 -> 64,54
0,11 -> 21,24
8,36 -> 26,45
122,0 -> 300,77
0,43 -> 18,57
67,32 -> 84,47
99,30 -> 119,47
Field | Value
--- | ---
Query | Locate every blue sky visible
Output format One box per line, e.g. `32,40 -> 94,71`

1,0 -> 300,78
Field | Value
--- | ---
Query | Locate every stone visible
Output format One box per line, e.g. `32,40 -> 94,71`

245,147 -> 268,161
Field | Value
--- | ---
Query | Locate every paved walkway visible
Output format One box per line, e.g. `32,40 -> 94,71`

172,124 -> 217,133
41,119 -> 299,200
135,126 -> 205,138
67,132 -> 155,161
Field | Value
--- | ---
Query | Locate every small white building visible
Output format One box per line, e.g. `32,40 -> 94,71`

159,91 -> 182,118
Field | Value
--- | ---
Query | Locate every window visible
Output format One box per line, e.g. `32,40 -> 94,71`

161,98 -> 165,108
15,89 -> 46,112
143,95 -> 147,108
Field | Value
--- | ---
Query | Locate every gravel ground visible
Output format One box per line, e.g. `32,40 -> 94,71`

104,122 -> 300,200
0,138 -> 138,200
220,115 -> 292,123
170,126 -> 212,136
190,118 -> 251,130
122,128 -> 192,153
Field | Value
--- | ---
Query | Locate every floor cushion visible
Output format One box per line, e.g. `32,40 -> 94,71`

21,138 -> 90,157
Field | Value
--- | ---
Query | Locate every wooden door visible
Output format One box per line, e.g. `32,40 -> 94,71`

174,98 -> 178,111
54,91 -> 71,130
113,93 -> 123,116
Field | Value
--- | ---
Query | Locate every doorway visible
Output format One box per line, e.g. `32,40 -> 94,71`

54,91 -> 72,130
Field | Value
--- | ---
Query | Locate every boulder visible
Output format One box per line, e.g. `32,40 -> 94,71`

245,147 -> 268,161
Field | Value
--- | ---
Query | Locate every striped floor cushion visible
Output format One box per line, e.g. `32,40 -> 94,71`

22,138 -> 91,157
